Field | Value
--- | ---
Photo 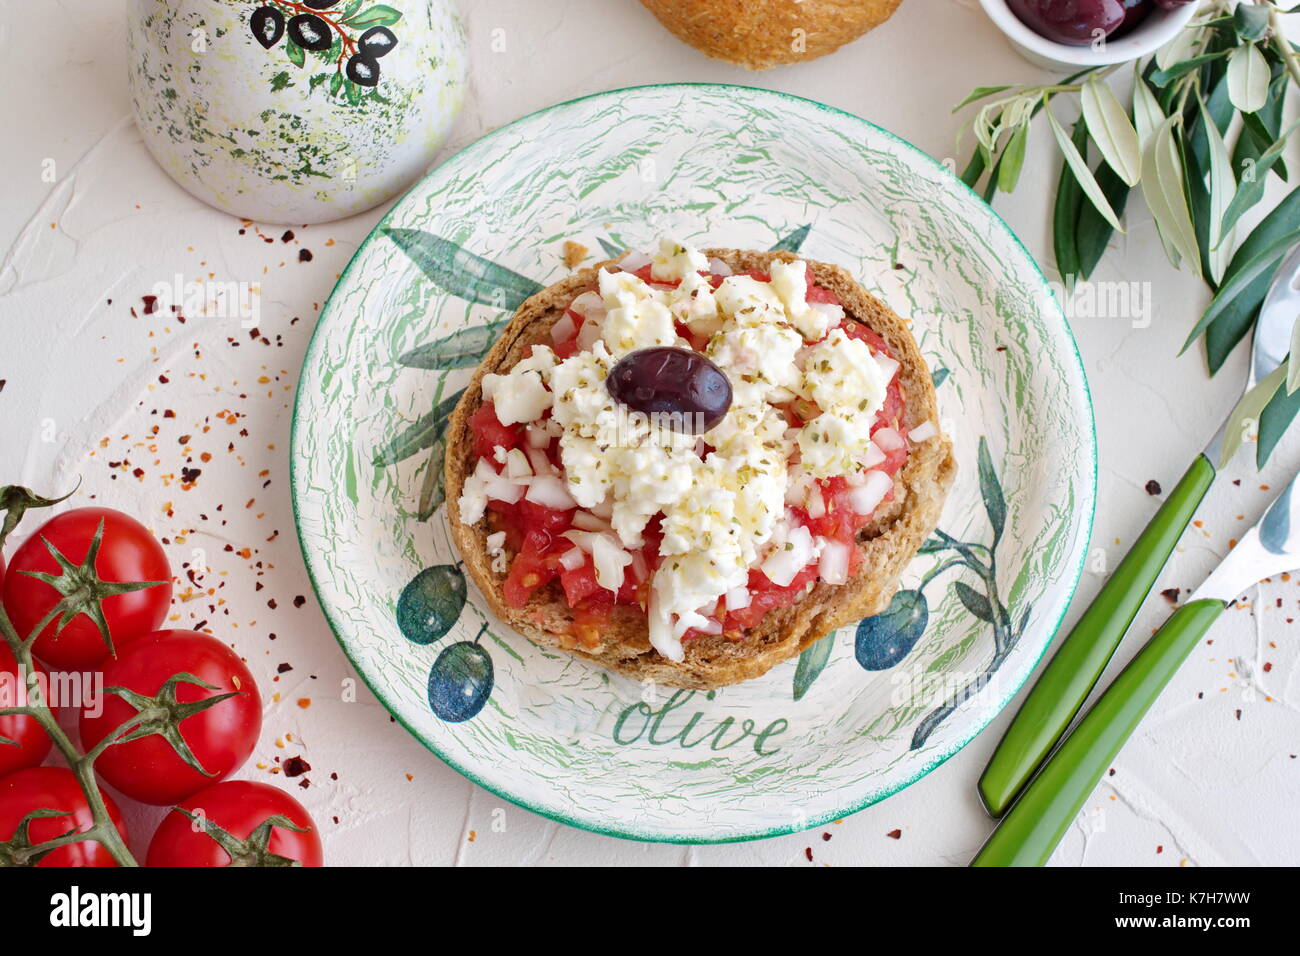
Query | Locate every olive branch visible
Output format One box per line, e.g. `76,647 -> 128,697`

956,0 -> 1300,467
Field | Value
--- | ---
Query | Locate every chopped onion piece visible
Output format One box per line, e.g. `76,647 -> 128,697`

549,313 -> 576,345
569,291 -> 605,320
875,354 -> 900,383
630,550 -> 648,583
810,301 -> 845,326
571,510 -> 611,532
617,249 -> 652,273
559,547 -> 586,572
806,485 -> 826,519
819,539 -> 851,585
591,533 -> 632,592
525,446 -> 552,476
874,427 -> 905,453
525,424 -> 550,449
477,459 -> 525,505
848,470 -> 893,516
909,420 -> 937,443
725,586 -> 752,611
505,448 -> 532,479
562,529 -> 597,552
576,316 -> 603,350
707,257 -> 733,277
525,474 -> 576,510
696,617 -> 723,636
860,441 -> 886,469
762,525 -> 817,587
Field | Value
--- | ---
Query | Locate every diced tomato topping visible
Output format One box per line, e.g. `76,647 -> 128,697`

502,529 -> 567,608
559,559 -> 601,608
469,403 -> 523,460
724,564 -> 821,632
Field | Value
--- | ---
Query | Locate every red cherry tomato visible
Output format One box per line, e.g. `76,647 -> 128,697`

79,630 -> 261,806
3,508 -> 172,670
0,766 -> 128,867
146,781 -> 322,867
0,644 -> 53,777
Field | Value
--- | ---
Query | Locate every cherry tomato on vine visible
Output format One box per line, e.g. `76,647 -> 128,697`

3,508 -> 172,670
79,630 -> 262,806
0,766 -> 128,867
0,644 -> 54,777
147,780 -> 322,867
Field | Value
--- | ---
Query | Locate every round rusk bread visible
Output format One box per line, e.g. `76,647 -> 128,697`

445,250 -> 956,689
638,0 -> 904,71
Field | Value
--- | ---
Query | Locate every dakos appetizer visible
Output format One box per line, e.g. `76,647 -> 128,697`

445,239 -> 955,688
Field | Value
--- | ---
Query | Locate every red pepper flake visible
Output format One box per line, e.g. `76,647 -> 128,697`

284,755 -> 311,777
804,847 -> 814,862
163,409 -> 175,418
1156,845 -> 1163,854
1264,662 -> 1273,672
1160,588 -> 1180,604
821,832 -> 831,842
886,829 -> 901,839
1145,480 -> 1162,496
142,295 -> 159,314
277,662 -> 293,673
281,229 -> 295,242
299,248 -> 313,263
293,595 -> 306,608
268,599 -> 278,610
1235,709 -> 1242,721
180,466 -> 202,485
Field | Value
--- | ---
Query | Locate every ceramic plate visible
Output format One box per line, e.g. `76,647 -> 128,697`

291,84 -> 1096,843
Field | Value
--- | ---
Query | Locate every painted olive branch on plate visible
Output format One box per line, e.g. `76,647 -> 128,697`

957,0 -> 1300,467
250,0 -> 401,103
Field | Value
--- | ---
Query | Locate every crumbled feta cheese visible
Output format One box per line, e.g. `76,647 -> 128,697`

601,291 -> 682,357
797,411 -> 877,478
651,238 -> 709,282
799,328 -> 888,419
481,344 -> 557,425
714,275 -> 787,326
707,321 -> 803,406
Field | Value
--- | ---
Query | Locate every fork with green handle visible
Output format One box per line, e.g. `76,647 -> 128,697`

971,470 -> 1300,866
977,244 -> 1300,817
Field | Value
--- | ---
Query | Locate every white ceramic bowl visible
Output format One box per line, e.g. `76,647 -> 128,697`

979,0 -> 1200,71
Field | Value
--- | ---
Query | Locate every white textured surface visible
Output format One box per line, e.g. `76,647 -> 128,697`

1,0 -> 1297,866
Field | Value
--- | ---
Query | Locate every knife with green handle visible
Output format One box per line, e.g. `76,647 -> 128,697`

972,472 -> 1300,866
978,245 -> 1300,817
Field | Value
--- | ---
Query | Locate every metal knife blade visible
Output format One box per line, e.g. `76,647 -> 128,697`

1190,472 -> 1300,604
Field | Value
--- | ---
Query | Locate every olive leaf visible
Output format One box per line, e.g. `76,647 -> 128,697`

1219,118 -> 1300,238
1046,105 -> 1123,233
1258,370 -> 1300,467
1220,364 -> 1286,467
977,435 -> 1006,548
792,633 -> 834,701
372,388 -> 464,467
1081,76 -> 1141,186
1227,43 -> 1270,114
770,224 -> 811,253
952,86 -> 1013,112
1184,232 -> 1299,351
344,5 -> 403,29
1076,160 -> 1131,281
1289,323 -> 1300,396
1233,2 -> 1271,42
1131,68 -> 1165,152
397,321 -> 506,370
1053,120 -> 1088,286
384,228 -> 544,309
1142,117 -> 1202,278
1197,98 -> 1236,283
997,123 -> 1029,193
953,581 -> 995,624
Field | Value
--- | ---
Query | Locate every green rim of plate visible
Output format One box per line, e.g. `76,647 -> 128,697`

290,82 -> 1098,844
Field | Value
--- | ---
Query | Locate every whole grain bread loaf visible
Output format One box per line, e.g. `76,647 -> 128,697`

445,249 -> 955,688
639,0 -> 904,70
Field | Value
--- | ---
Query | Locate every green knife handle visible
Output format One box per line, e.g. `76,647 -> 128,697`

971,598 -> 1224,867
978,453 -> 1216,817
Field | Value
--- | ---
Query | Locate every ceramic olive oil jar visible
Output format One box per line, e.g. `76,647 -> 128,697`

128,0 -> 467,224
